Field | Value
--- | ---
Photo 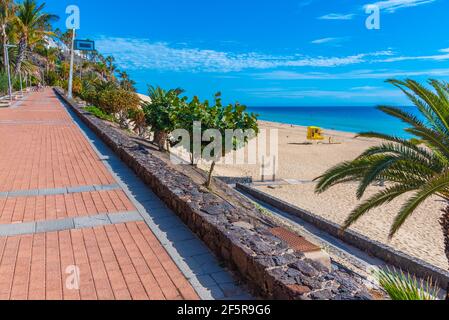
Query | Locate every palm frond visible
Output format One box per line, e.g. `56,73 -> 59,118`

314,157 -> 376,193
343,184 -> 418,230
390,172 -> 449,237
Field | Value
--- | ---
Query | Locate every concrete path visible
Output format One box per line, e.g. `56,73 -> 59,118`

0,89 -> 248,300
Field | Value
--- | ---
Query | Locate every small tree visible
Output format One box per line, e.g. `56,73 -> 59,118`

142,86 -> 185,150
171,95 -> 211,165
172,92 -> 259,187
97,88 -> 141,129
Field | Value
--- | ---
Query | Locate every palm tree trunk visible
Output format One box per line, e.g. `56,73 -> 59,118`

14,37 -> 27,74
2,33 -> 7,73
440,205 -> 449,300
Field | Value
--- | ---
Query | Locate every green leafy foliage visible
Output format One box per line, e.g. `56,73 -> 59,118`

84,106 -> 115,123
315,79 -> 449,239
376,268 -> 440,300
0,72 -> 11,95
142,86 -> 185,150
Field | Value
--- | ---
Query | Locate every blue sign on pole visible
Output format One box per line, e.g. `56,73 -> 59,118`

74,40 -> 95,51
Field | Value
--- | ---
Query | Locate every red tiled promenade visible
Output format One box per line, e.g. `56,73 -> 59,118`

0,90 -> 199,300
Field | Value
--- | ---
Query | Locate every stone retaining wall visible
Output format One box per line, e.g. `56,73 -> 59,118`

236,183 -> 449,289
55,88 -> 373,300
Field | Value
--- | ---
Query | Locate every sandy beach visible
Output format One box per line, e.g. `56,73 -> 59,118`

200,121 -> 447,270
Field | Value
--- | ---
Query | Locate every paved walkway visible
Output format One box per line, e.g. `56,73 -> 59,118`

0,89 -> 248,300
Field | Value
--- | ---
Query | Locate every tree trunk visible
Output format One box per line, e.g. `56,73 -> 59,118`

440,205 -> 449,300
1,26 -> 6,71
206,161 -> 216,188
154,131 -> 168,151
14,36 -> 27,75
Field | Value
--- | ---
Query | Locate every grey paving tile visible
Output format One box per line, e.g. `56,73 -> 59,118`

67,185 -> 95,193
193,253 -> 219,266
38,188 -> 68,196
8,189 -> 39,197
0,222 -> 36,236
145,207 -> 174,219
219,283 -> 245,298
108,211 -> 143,224
94,184 -> 121,191
152,216 -> 183,231
74,214 -> 111,229
190,275 -> 218,288
36,218 -> 75,233
142,200 -> 171,211
175,239 -> 211,257
164,226 -> 196,242
195,285 -> 226,300
210,271 -> 235,285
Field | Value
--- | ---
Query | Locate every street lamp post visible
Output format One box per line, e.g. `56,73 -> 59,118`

67,28 -> 75,99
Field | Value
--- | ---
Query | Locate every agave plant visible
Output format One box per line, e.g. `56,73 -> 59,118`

376,267 -> 439,300
315,79 -> 449,275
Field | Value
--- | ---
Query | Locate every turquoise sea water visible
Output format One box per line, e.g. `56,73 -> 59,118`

247,106 -> 417,138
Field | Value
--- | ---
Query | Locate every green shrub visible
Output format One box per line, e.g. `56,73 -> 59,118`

0,72 -> 9,95
45,71 -> 60,86
142,86 -> 185,150
84,106 -> 115,122
97,88 -> 141,128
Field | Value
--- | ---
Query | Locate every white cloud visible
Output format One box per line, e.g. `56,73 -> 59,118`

254,68 -> 449,80
364,0 -> 437,13
96,37 -> 393,72
377,51 -> 449,63
240,87 -> 403,100
318,13 -> 355,20
311,37 -> 345,44
298,0 -> 314,8
350,86 -> 382,91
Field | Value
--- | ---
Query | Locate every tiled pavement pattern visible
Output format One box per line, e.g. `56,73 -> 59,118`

0,90 -> 249,300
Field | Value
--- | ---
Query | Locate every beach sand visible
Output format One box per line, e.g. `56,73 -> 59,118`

200,121 -> 447,270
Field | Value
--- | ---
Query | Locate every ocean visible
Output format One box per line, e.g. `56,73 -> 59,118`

247,106 -> 417,138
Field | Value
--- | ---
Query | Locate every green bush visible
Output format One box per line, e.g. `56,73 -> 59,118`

84,106 -> 116,122
45,71 -> 60,86
0,72 -> 9,95
97,88 -> 141,128
142,86 -> 185,150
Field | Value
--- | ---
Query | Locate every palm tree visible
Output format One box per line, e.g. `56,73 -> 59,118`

0,0 -> 16,73
315,79 -> 449,274
14,0 -> 58,74
119,70 -> 136,91
104,55 -> 117,80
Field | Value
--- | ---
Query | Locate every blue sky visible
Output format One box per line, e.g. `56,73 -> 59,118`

46,0 -> 449,106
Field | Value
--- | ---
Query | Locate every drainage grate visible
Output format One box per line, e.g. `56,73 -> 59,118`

270,227 -> 321,253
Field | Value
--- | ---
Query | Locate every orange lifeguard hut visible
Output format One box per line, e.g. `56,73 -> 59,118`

307,126 -> 325,141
